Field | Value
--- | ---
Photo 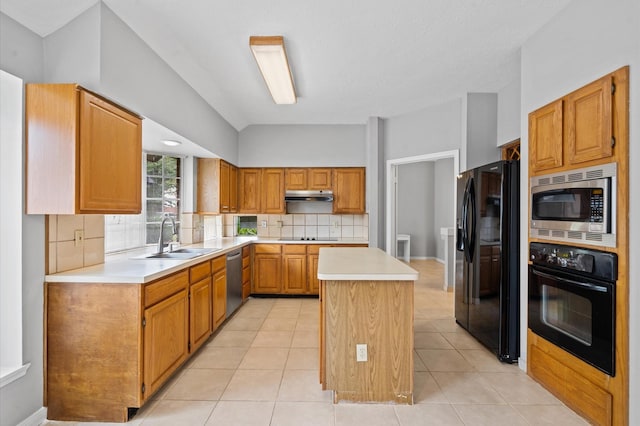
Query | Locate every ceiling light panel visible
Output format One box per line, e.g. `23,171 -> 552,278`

249,36 -> 296,104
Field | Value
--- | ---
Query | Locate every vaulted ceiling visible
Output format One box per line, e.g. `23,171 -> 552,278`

1,0 -> 571,130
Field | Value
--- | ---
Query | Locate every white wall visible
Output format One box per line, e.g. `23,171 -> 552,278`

238,124 -> 366,167
42,3 -> 239,163
520,1 -> 640,423
0,13 -> 46,426
384,98 -> 462,160
466,93 -> 500,169
434,158 -> 455,260
397,162 -> 434,258
497,58 -> 522,146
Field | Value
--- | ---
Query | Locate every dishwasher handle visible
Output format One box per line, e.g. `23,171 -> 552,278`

226,250 -> 242,261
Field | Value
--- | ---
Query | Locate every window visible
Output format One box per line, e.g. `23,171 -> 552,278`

145,154 -> 181,245
105,154 -> 182,253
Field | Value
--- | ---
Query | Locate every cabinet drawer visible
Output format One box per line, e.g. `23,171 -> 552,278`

190,260 -> 211,284
242,246 -> 250,257
242,255 -> 250,268
242,266 -> 250,283
145,271 -> 189,307
254,244 -> 282,254
283,244 -> 307,254
212,255 -> 226,273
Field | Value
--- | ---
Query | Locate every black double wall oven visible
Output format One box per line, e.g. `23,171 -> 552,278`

528,242 -> 617,376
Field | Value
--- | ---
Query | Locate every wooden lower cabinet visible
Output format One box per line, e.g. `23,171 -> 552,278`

283,245 -> 307,294
143,289 -> 189,398
253,244 -> 283,294
242,246 -> 251,300
212,256 -> 227,330
189,277 -> 212,352
252,244 -> 368,295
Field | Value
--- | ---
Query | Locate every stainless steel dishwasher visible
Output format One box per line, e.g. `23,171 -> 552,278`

226,249 -> 243,317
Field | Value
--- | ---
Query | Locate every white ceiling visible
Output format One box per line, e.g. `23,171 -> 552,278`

1,0 -> 571,131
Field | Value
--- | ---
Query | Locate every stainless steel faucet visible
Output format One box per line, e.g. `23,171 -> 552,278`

157,213 -> 177,254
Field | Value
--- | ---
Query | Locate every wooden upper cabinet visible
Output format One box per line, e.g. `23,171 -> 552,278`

285,168 -> 308,190
566,75 -> 613,165
238,168 -> 262,213
197,159 -> 237,214
229,164 -> 238,212
529,99 -> 563,174
333,168 -> 366,213
26,84 -> 142,214
261,168 -> 285,213
309,168 -> 332,190
285,168 -> 332,190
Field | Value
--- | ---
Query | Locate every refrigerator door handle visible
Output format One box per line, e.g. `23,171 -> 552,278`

467,177 -> 476,261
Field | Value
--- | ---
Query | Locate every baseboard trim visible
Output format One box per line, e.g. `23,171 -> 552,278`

17,407 -> 47,426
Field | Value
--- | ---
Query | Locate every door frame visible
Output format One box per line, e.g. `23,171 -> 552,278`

385,150 -> 460,259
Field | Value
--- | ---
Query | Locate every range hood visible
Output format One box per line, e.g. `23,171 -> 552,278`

284,190 -> 333,202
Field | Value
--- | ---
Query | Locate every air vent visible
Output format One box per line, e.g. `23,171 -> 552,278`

567,172 -> 584,182
551,230 -> 565,238
586,233 -> 603,242
586,169 -> 604,179
538,178 -> 551,185
552,176 -> 566,184
567,231 -> 583,240
538,229 -> 550,237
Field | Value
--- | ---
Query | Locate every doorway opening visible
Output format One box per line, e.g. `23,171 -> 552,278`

385,150 -> 459,288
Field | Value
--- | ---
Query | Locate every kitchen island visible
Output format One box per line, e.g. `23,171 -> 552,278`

318,247 -> 418,404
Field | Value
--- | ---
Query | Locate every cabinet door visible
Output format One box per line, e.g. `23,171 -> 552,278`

197,158 -> 220,214
333,168 -> 365,213
239,168 -> 262,213
190,277 -> 212,352
143,289 -> 189,398
283,254 -> 307,294
308,254 -> 320,295
566,75 -> 613,165
220,161 -> 231,212
79,90 -> 142,213
229,164 -> 238,212
253,254 -> 282,293
213,270 -> 227,330
262,168 -> 285,213
309,168 -> 332,190
285,168 -> 308,190
529,99 -> 563,173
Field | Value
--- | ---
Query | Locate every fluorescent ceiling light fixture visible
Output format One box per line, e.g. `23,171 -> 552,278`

249,36 -> 296,104
162,140 -> 182,147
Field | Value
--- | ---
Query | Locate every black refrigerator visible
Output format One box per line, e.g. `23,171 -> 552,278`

455,159 -> 519,362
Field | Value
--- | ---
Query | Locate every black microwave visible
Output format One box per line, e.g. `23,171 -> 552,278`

530,162 -> 616,247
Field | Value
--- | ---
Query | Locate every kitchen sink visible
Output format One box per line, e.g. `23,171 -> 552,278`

134,247 -> 222,260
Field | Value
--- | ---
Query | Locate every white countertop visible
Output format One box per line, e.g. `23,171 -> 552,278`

317,247 -> 418,281
46,237 -> 369,284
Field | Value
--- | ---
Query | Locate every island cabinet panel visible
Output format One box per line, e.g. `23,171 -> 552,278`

323,280 -> 414,404
26,84 -> 142,214
46,283 -> 143,422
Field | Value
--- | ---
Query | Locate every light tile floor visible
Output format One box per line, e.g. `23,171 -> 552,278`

45,260 -> 588,426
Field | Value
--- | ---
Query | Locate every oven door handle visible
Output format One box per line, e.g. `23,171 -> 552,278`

531,268 -> 609,293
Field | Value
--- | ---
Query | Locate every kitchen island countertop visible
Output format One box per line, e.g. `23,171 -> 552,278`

318,247 -> 418,281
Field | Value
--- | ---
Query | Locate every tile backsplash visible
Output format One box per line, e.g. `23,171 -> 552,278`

47,215 -> 105,274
